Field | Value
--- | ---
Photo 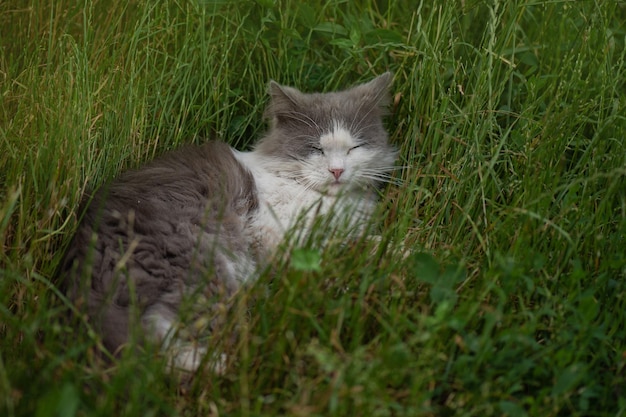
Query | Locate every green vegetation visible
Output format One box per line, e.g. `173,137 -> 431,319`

1,0 -> 625,415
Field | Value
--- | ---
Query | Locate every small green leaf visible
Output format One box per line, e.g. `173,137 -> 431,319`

349,26 -> 361,45
363,28 -> 404,44
291,248 -> 322,272
255,0 -> 276,8
498,400 -> 527,417
297,4 -> 316,29
329,38 -> 355,50
430,286 -> 456,304
552,363 -> 585,396
36,382 -> 80,417
411,252 -> 439,284
313,22 -> 348,36
518,50 -> 539,67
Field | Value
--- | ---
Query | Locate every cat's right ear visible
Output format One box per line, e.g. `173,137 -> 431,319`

265,81 -> 303,120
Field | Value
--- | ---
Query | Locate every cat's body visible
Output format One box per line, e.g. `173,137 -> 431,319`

61,73 -> 397,373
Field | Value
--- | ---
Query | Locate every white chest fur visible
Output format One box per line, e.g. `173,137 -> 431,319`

234,150 -> 376,255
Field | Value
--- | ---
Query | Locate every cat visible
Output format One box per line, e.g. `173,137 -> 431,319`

60,72 -> 398,374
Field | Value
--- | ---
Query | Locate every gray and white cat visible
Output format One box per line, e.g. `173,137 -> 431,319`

61,72 -> 397,374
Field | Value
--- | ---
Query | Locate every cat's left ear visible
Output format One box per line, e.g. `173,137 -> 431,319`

353,72 -> 393,109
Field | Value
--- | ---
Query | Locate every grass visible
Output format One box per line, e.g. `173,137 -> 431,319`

1,0 -> 625,415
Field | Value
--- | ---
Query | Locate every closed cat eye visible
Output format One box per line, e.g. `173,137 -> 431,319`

347,144 -> 364,154
311,146 -> 324,155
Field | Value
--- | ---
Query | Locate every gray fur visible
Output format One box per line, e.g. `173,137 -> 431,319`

62,141 -> 257,355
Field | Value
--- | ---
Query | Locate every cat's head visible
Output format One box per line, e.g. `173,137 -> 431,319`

256,72 -> 397,195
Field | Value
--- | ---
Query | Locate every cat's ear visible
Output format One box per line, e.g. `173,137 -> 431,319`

353,72 -> 393,110
265,81 -> 303,120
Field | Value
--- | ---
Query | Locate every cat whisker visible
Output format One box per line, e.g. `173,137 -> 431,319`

358,170 -> 402,181
358,165 -> 399,172
360,166 -> 403,173
358,175 -> 404,187
296,176 -> 325,191
356,168 -> 404,186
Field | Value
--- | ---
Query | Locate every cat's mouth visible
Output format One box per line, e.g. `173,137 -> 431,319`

321,180 -> 348,195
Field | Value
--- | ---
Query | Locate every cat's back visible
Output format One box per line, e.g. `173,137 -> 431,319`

68,141 -> 256,242
99,141 -> 257,217
61,141 -> 258,312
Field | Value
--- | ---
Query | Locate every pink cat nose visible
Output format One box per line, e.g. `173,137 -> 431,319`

329,168 -> 344,180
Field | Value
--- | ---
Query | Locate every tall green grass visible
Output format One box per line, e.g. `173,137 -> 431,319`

1,0 -> 625,415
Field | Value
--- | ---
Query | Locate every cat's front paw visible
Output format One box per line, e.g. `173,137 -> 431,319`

168,345 -> 227,375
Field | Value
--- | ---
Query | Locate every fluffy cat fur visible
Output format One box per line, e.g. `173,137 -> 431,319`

61,72 -> 397,374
